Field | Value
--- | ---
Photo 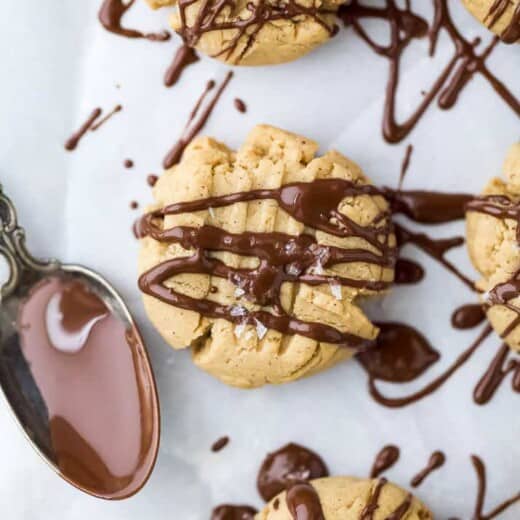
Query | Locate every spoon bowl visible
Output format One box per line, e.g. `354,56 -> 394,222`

0,186 -> 160,500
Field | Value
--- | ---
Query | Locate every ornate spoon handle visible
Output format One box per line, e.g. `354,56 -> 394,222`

0,186 -> 58,299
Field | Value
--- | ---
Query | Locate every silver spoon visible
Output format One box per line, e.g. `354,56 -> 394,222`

0,185 -> 160,500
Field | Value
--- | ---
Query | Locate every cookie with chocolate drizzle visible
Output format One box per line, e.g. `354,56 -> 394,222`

137,125 -> 395,388
145,0 -> 341,65
466,143 -> 520,352
462,0 -> 520,43
256,476 -> 432,519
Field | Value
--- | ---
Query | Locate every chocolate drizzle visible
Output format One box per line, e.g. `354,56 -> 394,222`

138,178 -> 395,347
471,455 -> 520,519
90,104 -> 122,131
285,481 -> 325,520
65,108 -> 102,151
340,0 -> 520,143
234,98 -> 247,113
257,443 -> 329,501
164,44 -> 199,87
485,0 -> 520,44
98,0 -> 170,41
410,451 -> 445,487
363,325 -> 492,408
370,445 -> 400,478
451,303 -> 486,330
211,504 -> 258,520
394,258 -> 424,284
177,0 -> 337,63
163,72 -> 233,169
361,479 -> 412,520
473,343 -> 520,405
147,174 -> 159,187
212,436 -> 230,452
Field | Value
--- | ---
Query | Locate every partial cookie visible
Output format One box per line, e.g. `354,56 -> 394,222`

466,143 -> 520,352
145,0 -> 342,65
137,125 -> 395,388
256,476 -> 432,519
461,0 -> 520,43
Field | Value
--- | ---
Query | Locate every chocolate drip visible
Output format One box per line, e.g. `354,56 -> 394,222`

385,189 -> 473,224
98,0 -> 170,41
164,44 -> 199,87
365,326 -> 492,408
90,104 -> 122,131
485,0 -> 520,43
257,443 -> 329,502
471,455 -> 520,519
370,445 -> 400,478
397,145 -> 413,190
410,451 -> 445,487
177,0 -> 336,63
234,98 -> 247,113
65,108 -> 102,151
451,304 -> 486,330
394,258 -> 424,284
211,504 -> 258,520
473,343 -> 520,405
286,481 -> 325,520
163,72 -> 233,169
340,0 -> 520,143
138,178 -> 395,347
211,436 -> 230,452
358,322 -> 440,383
395,223 -> 475,291
146,174 -> 159,187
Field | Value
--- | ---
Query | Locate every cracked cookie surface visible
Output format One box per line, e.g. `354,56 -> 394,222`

256,476 -> 432,519
145,0 -> 342,65
466,143 -> 520,352
138,125 -> 394,388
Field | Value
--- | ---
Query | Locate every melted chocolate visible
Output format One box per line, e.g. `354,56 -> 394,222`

398,144 -> 413,190
211,504 -> 258,520
485,0 -> 520,44
65,108 -> 102,151
286,481 -> 325,520
234,98 -> 247,113
90,104 -> 122,131
365,326 -> 492,408
257,443 -> 329,502
18,277 -> 158,498
340,0 -> 519,143
130,201 -> 139,210
212,436 -> 230,452
451,304 -> 486,330
471,455 -> 520,519
164,44 -> 199,87
138,178 -> 395,347
124,159 -> 134,169
98,0 -> 170,41
394,258 -> 424,284
147,174 -> 159,187
163,73 -> 233,169
177,0 -> 336,63
473,343 -> 520,405
410,451 -> 445,487
370,445 -> 400,478
361,479 -> 412,520
358,322 -> 440,383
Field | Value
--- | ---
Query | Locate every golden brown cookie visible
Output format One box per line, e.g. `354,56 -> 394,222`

137,125 -> 395,387
256,477 -> 432,519
461,0 -> 520,43
145,0 -> 342,65
466,143 -> 520,352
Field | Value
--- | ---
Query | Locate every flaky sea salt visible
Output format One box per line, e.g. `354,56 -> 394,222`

234,287 -> 245,298
329,282 -> 342,300
255,319 -> 268,340
208,206 -> 216,219
230,305 -> 248,317
286,263 -> 301,276
234,322 -> 246,338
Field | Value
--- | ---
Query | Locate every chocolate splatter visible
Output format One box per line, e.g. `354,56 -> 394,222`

163,72 -> 233,169
212,436 -> 230,452
451,304 -> 486,330
90,104 -> 122,131
211,504 -> 258,520
98,0 -> 170,41
410,451 -> 445,487
147,174 -> 159,187
130,201 -> 139,210
257,443 -> 329,502
340,0 -> 520,143
394,258 -> 424,284
370,445 -> 400,478
234,98 -> 247,113
164,44 -> 199,87
473,343 -> 520,405
124,159 -> 134,169
65,108 -> 102,151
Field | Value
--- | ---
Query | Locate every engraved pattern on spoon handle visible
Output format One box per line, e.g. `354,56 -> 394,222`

0,186 -> 59,298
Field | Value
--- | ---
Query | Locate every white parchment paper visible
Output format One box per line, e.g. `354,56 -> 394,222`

0,1 -> 519,518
